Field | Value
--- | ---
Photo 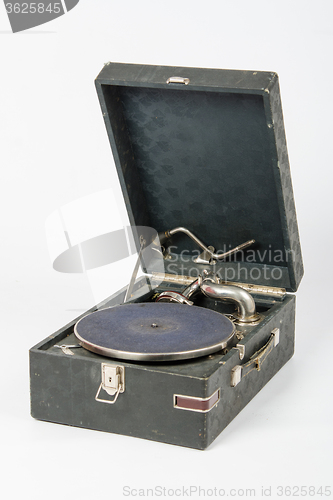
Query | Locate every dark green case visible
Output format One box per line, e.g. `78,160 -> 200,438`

30,63 -> 303,449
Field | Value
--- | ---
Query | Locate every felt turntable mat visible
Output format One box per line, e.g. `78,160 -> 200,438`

74,303 -> 235,361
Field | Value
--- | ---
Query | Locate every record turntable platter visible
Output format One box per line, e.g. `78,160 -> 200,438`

74,302 -> 235,361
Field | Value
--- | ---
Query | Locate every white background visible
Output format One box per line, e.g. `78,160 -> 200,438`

1,1 -> 332,499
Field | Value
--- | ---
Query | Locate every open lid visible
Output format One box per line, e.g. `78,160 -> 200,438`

95,63 -> 303,292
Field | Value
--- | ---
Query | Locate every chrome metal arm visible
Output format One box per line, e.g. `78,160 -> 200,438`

182,276 -> 202,299
200,282 -> 260,323
161,227 -> 255,261
157,270 -> 260,324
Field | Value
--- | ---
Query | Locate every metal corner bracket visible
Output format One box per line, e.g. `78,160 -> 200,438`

173,388 -> 220,413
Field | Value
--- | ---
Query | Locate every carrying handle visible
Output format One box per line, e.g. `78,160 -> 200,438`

231,328 -> 280,387
166,76 -> 190,85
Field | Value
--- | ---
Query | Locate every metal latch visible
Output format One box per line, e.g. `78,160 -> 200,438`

95,363 -> 125,405
166,76 -> 190,85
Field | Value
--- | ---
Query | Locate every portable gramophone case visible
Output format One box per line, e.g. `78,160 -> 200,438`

30,63 -> 303,449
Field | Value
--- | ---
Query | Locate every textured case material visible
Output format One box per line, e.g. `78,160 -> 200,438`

30,285 -> 295,450
95,63 -> 303,292
30,64 -> 302,449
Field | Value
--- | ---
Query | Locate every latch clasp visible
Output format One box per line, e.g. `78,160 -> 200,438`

166,76 -> 190,85
95,363 -> 125,405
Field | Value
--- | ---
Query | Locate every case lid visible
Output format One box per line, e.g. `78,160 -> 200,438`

95,63 -> 303,292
